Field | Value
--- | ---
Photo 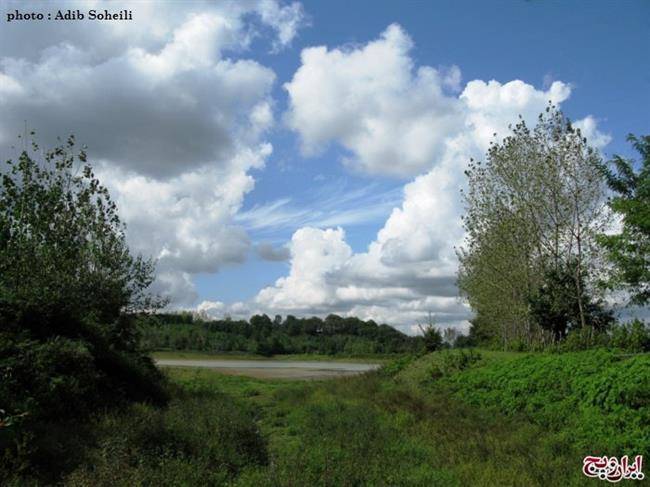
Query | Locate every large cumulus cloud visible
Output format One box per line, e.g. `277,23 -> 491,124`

284,24 -> 464,177
257,24 -> 609,333
0,0 -> 305,304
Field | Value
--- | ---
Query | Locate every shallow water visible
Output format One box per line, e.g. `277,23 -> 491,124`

155,358 -> 381,379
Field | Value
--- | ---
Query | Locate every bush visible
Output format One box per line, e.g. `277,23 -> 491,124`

380,354 -> 420,377
421,327 -> 444,352
454,334 -> 476,348
0,136 -> 168,482
0,331 -> 169,484
609,320 -> 650,352
560,327 -> 609,351
430,350 -> 483,379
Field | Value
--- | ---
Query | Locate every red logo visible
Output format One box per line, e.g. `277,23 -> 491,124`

583,455 -> 644,482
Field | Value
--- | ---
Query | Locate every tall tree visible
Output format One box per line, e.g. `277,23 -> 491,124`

598,135 -> 650,305
458,106 -> 610,347
458,212 -> 537,347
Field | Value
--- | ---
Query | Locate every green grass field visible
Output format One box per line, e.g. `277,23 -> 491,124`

58,348 -> 649,486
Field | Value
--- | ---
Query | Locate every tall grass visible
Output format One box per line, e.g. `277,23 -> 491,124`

233,372 -> 588,486
60,381 -> 267,486
9,348 -> 643,485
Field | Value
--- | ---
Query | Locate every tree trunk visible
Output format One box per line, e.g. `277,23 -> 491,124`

575,234 -> 588,333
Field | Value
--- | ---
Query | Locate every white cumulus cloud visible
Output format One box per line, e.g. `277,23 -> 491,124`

284,24 -> 464,177
256,227 -> 352,310
256,24 -> 608,333
0,1 -> 304,304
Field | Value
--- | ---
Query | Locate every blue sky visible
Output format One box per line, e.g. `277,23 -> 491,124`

200,0 -> 650,310
1,0 -> 648,331
257,0 -> 649,150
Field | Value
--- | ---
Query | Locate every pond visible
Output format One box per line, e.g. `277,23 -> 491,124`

155,358 -> 381,380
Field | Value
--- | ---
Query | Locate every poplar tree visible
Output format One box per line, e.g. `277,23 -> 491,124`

458,106 -> 611,347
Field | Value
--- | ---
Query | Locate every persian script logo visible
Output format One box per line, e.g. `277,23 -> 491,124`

583,455 -> 644,482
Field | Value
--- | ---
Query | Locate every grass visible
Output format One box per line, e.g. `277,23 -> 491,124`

51,348 -> 647,485
61,372 -> 268,487
167,367 -> 590,486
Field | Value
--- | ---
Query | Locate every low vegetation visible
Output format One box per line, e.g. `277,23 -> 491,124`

399,349 -> 650,456
4,348 -> 640,486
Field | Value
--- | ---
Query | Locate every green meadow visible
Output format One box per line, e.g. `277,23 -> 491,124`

43,349 -> 646,486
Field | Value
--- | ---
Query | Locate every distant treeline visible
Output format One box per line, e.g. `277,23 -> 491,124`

138,313 -> 424,356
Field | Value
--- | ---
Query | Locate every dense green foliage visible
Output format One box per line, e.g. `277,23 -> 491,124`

434,350 -> 649,456
599,134 -> 650,305
2,376 -> 267,486
4,344 -> 647,485
0,137 -> 167,481
416,312 -> 445,352
609,319 -> 650,352
139,312 -> 423,356
528,262 -> 614,341
458,107 -> 612,349
420,326 -> 444,352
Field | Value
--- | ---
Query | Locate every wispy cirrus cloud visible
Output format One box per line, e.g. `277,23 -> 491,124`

235,179 -> 403,237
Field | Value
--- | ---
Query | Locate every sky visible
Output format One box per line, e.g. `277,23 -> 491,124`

1,0 -> 648,333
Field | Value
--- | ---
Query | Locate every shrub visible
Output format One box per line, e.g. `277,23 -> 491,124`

0,136 -> 168,482
430,349 -> 483,379
421,327 -> 444,352
609,320 -> 650,352
380,354 -> 420,377
560,327 -> 608,351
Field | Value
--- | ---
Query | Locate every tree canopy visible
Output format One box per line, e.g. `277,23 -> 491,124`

458,106 -> 612,348
140,313 -> 422,356
0,135 -> 160,332
598,134 -> 650,305
1,135 -> 167,477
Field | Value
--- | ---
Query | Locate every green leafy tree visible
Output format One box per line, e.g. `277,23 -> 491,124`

0,135 -> 164,330
528,260 -> 613,341
458,106 -> 611,348
598,135 -> 650,305
417,312 -> 444,352
458,212 -> 537,347
1,134 -> 167,480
